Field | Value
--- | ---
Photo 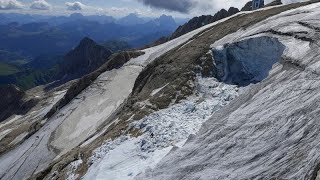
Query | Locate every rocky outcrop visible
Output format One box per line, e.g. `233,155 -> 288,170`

0,85 -> 37,122
170,7 -> 240,40
241,1 -> 253,11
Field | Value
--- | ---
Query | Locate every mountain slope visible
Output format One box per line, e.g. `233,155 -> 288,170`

1,1 -> 320,180
0,85 -> 37,122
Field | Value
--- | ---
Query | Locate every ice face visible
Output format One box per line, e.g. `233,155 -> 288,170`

212,36 -> 285,86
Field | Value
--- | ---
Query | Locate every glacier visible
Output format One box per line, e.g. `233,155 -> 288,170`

137,2 -> 320,180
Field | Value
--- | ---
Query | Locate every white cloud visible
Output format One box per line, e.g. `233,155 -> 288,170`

0,0 -> 310,17
65,1 -> 86,11
30,0 -> 51,10
135,0 -> 308,16
0,0 -> 23,10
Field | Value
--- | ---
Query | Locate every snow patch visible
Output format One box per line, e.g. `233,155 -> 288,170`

151,83 -> 169,96
66,158 -> 83,180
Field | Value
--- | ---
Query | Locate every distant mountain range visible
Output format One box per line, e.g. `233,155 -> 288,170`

0,12 -> 187,26
146,7 -> 240,48
0,13 -> 186,89
0,13 -> 182,57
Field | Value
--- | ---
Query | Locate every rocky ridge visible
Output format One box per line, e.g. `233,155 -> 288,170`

170,7 -> 240,40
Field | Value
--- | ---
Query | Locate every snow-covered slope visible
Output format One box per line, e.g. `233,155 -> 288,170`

137,2 -> 320,180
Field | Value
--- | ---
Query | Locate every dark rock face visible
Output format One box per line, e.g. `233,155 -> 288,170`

58,37 -> 113,81
0,85 -> 37,122
156,15 -> 177,30
170,7 -> 240,39
241,1 -> 253,11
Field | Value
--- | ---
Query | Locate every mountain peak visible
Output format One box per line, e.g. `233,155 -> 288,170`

79,37 -> 96,46
126,13 -> 139,18
60,37 -> 112,81
70,13 -> 84,19
117,13 -> 145,26
159,14 -> 171,18
228,7 -> 240,14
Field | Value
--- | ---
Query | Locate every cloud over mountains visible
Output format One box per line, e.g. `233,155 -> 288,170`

138,0 -> 195,13
66,1 -> 86,11
0,0 -> 23,10
137,0 -> 308,13
30,0 -> 51,10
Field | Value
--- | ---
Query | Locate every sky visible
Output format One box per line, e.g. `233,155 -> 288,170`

0,0 -> 307,18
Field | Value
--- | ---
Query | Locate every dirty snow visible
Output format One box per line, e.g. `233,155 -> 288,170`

66,158 -> 83,180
